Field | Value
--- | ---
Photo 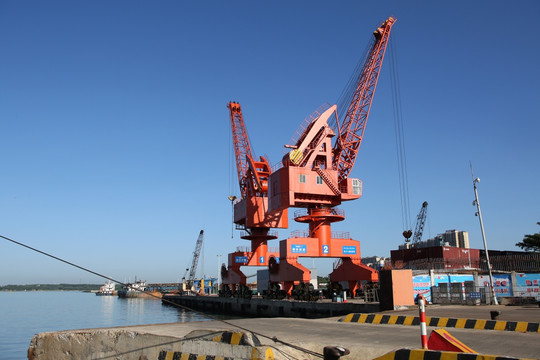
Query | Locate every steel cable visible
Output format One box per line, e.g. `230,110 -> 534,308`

389,36 -> 411,233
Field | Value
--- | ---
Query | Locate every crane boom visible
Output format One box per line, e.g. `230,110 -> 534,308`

269,17 -> 396,211
228,102 -> 253,198
333,17 -> 396,183
228,101 -> 272,198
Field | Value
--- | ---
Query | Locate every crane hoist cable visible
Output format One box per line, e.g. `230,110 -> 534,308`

335,37 -> 373,129
334,19 -> 410,236
389,34 -> 412,235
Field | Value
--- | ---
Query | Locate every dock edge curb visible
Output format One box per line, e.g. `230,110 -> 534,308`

340,313 -> 540,333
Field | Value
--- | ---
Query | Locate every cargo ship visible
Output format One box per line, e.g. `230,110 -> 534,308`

117,279 -> 163,299
117,279 -> 147,298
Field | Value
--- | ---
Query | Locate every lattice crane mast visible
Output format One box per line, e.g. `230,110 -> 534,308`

221,102 -> 287,296
267,17 -> 396,297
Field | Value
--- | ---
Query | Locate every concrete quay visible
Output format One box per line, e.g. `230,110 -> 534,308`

28,304 -> 540,360
161,294 -> 379,318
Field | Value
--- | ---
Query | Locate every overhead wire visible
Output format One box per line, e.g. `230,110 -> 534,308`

0,234 -> 324,359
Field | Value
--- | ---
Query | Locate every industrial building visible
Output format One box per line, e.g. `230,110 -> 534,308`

391,245 -> 540,273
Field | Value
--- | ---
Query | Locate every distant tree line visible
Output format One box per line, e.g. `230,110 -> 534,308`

0,284 -> 101,291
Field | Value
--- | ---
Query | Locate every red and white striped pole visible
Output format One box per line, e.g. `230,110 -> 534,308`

418,294 -> 428,349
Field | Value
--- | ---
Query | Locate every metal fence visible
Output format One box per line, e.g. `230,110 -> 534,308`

512,286 -> 540,301
480,253 -> 540,273
431,284 -> 492,305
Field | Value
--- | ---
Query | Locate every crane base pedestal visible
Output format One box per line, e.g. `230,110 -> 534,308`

330,258 -> 379,297
269,236 -> 376,297
221,267 -> 246,291
269,257 -> 312,296
222,247 -> 280,288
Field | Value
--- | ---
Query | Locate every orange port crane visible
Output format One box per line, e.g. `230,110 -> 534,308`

267,17 -> 396,297
221,102 -> 288,296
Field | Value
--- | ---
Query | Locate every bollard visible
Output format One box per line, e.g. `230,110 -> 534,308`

490,310 -> 501,320
323,346 -> 350,360
418,295 -> 428,349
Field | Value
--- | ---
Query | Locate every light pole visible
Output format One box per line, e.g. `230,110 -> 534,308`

471,165 -> 498,305
217,254 -> 222,288
228,195 -> 237,239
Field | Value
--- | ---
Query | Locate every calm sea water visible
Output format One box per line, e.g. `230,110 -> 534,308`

0,291 -> 211,360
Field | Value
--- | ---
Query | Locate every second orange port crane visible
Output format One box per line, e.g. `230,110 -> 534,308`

220,101 -> 288,297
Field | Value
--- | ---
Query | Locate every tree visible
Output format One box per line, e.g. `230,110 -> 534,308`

515,222 -> 540,252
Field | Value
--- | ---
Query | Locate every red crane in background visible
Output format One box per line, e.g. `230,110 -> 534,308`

267,17 -> 396,297
220,102 -> 288,297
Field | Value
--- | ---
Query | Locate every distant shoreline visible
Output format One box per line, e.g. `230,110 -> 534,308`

0,284 -> 101,292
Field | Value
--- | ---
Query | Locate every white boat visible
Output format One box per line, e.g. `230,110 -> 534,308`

96,280 -> 116,296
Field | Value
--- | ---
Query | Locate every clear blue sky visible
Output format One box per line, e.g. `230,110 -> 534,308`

1,1 -> 539,284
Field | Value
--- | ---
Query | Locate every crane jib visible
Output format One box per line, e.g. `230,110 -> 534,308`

333,17 -> 395,183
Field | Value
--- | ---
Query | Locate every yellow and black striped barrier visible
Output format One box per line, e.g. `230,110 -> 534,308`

373,348 -> 535,360
158,331 -> 274,360
212,331 -> 261,346
158,352 -> 233,360
158,348 -> 274,360
341,313 -> 540,333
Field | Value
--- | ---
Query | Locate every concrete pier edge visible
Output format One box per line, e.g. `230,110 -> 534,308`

162,294 -> 379,318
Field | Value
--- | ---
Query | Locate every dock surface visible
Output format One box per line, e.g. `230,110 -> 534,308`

28,304 -> 540,360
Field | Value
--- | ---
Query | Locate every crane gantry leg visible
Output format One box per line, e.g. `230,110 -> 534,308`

220,228 -> 279,298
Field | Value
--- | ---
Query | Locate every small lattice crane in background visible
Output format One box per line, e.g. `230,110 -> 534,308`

403,201 -> 429,246
181,230 -> 204,294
